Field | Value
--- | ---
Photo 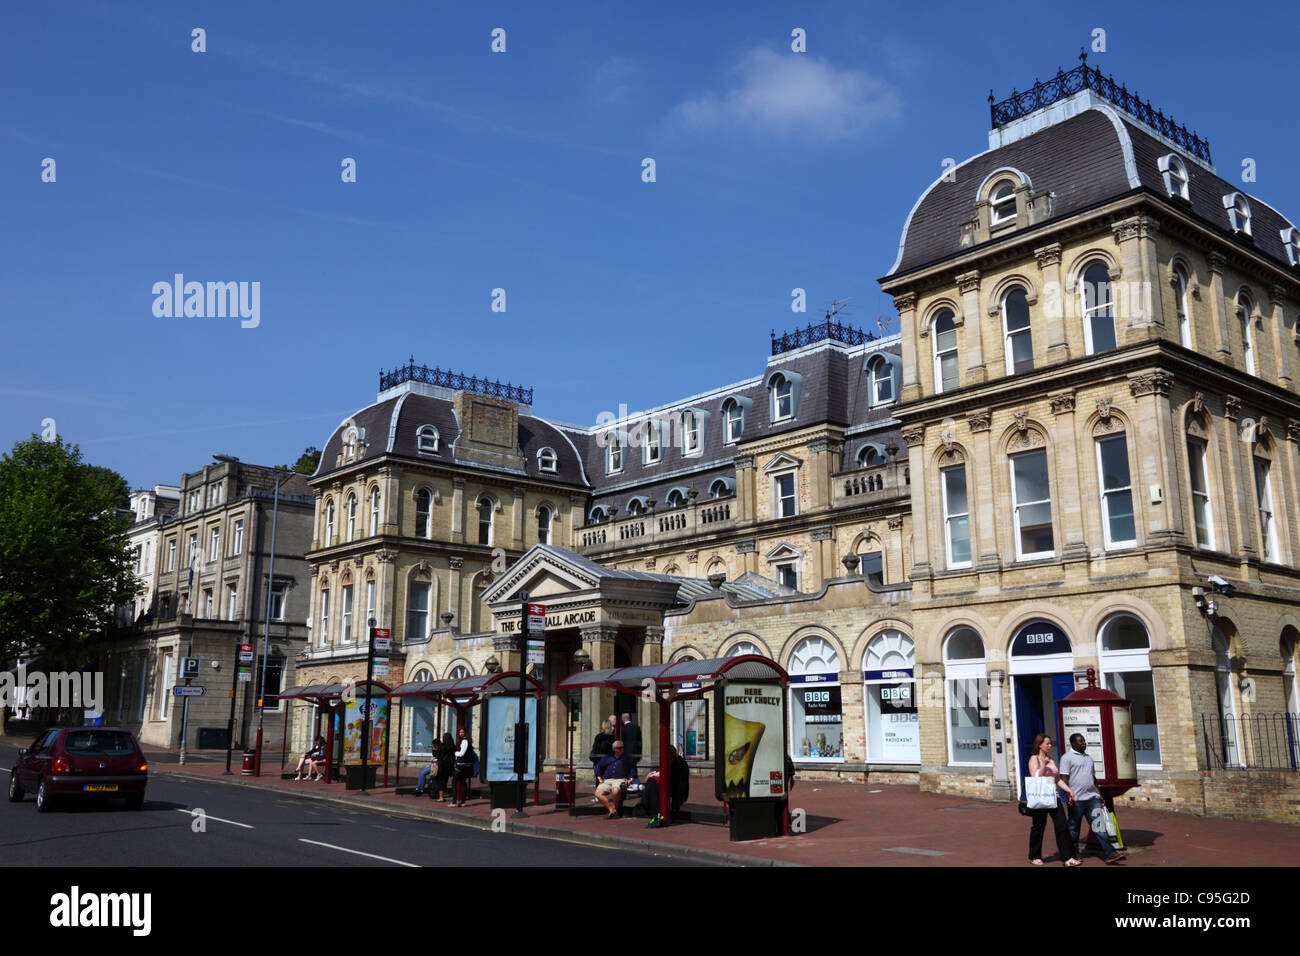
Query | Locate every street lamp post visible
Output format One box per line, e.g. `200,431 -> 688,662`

515,591 -> 529,817
254,471 -> 283,776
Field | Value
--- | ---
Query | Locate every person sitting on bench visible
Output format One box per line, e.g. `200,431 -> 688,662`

593,741 -> 634,819
641,745 -> 690,825
293,736 -> 326,780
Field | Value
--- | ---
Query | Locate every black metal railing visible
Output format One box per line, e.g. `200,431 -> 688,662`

772,320 -> 874,356
1201,713 -> 1300,771
379,358 -> 534,405
989,52 -> 1212,165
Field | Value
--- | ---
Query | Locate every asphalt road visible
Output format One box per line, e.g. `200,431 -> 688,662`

0,741 -> 689,867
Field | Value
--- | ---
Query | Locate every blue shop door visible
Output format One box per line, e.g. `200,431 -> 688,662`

1014,677 -> 1045,795
1050,674 -> 1075,748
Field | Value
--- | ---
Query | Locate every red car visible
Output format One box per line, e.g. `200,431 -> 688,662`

8,727 -> 148,811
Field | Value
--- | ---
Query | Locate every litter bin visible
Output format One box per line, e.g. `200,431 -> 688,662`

241,749 -> 257,775
555,772 -> 574,809
345,765 -> 377,790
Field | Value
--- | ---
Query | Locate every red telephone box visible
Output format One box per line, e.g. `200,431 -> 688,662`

1055,667 -> 1137,807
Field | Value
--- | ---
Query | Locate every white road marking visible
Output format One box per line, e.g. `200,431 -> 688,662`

174,808 -> 255,829
297,838 -> 420,867
0,768 -> 10,774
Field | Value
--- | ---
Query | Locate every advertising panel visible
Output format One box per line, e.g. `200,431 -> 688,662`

1061,704 -> 1104,776
1111,704 -> 1137,780
342,696 -> 387,766
870,681 -> 919,762
484,695 -> 538,782
715,681 -> 785,801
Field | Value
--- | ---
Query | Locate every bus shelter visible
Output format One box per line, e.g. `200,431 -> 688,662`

388,671 -> 543,791
557,654 -> 789,826
278,680 -> 391,785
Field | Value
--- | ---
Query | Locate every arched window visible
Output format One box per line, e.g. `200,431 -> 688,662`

408,666 -> 436,757
415,489 -> 431,538
1098,615 -> 1161,768
1081,261 -> 1117,354
789,635 -> 843,762
943,627 -> 989,766
1223,192 -> 1252,235
665,488 -> 686,509
417,425 -> 440,454
324,499 -> 335,546
941,463 -> 971,568
727,641 -> 761,658
1010,447 -> 1054,560
537,447 -> 558,473
1253,442 -> 1278,561
990,180 -> 1017,224
1158,154 -> 1190,200
868,357 -> 894,406
857,444 -> 879,467
933,309 -> 959,393
443,664 -> 472,737
1186,412 -> 1216,550
1002,287 -> 1033,375
626,498 -> 645,517
863,630 -> 918,763
537,506 -> 552,546
771,373 -> 794,421
1097,432 -> 1136,549
369,487 -> 380,536
1173,266 -> 1192,348
722,399 -> 745,444
1212,629 -> 1242,767
1237,293 -> 1256,375
1283,226 -> 1300,267
406,578 -> 430,642
588,505 -> 608,525
709,479 -> 732,499
477,497 -> 493,546
1284,633 -> 1300,717
606,434 -> 623,475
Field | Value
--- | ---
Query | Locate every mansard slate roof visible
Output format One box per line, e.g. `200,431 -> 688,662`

314,335 -> 904,504
887,105 -> 1300,277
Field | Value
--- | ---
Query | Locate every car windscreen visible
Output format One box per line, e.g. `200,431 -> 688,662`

63,731 -> 137,756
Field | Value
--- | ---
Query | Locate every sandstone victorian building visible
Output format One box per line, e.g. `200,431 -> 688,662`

296,59 -> 1300,823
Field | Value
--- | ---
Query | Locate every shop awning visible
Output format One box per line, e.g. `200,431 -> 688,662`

556,654 -> 787,702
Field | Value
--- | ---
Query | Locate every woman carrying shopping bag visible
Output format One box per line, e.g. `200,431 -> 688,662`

1025,733 -> 1081,866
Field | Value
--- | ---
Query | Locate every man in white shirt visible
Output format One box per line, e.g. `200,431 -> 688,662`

1058,733 -> 1125,864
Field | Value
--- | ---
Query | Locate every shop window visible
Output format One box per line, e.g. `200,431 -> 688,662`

789,636 -> 843,762
943,627 -> 989,766
863,630 -> 918,764
1099,615 -> 1160,768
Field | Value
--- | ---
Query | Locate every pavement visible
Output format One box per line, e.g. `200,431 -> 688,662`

26,738 -> 1289,867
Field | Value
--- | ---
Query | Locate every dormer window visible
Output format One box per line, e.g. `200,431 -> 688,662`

990,181 -> 1017,225
770,374 -> 794,421
626,498 -> 646,517
868,357 -> 894,406
417,425 -> 440,454
642,420 -> 661,465
1224,192 -> 1252,236
1158,154 -> 1190,200
605,434 -> 623,475
665,488 -> 687,509
1282,227 -> 1300,267
682,410 -> 702,455
709,478 -> 734,499
857,444 -> 881,467
722,399 -> 745,444
537,447 -> 558,473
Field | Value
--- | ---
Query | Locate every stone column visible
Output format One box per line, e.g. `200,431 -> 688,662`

988,668 -> 1011,801
511,485 -> 525,548
904,426 -> 931,582
1270,285 -> 1293,391
639,625 -> 665,763
809,525 -> 833,588
968,411 -> 999,572
956,271 -> 986,384
1128,372 -> 1183,543
379,466 -> 401,535
886,515 -> 904,584
1285,422 -> 1300,564
1049,392 -> 1087,560
734,454 -> 756,522
447,556 -> 463,628
567,493 -> 586,548
808,439 -> 838,513
895,292 -> 921,402
736,538 -> 758,577
1112,215 -> 1161,342
376,549 -> 397,638
450,477 -> 466,543
1207,252 -> 1231,359
1220,396 -> 1253,559
579,624 -> 619,762
1035,243 -> 1069,360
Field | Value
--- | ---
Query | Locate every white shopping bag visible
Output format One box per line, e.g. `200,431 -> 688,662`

1024,775 -> 1057,810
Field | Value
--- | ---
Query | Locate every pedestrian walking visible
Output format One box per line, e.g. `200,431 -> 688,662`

1025,733 -> 1080,866
1059,733 -> 1126,864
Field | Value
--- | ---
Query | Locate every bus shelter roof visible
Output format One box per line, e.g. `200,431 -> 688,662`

388,671 -> 542,705
278,680 -> 391,702
556,654 -> 787,702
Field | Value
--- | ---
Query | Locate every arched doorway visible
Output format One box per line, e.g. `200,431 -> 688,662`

1008,619 -> 1075,781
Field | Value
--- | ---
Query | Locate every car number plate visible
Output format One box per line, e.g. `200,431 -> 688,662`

84,784 -> 119,792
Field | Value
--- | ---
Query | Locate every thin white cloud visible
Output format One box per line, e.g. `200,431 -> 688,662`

592,56 -> 641,106
669,48 -> 901,140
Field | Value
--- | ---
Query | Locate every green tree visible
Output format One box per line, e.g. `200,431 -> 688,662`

0,436 -> 137,673
277,446 -> 321,475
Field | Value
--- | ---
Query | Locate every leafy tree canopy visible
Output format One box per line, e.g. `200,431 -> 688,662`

276,446 -> 321,475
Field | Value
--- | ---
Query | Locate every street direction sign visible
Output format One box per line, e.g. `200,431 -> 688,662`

172,685 -> 205,697
526,639 -> 545,665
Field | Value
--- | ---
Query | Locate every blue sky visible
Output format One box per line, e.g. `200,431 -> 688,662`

3,0 -> 1296,490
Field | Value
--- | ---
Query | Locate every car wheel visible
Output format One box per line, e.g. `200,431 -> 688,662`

125,793 -> 144,811
7,772 -> 23,802
35,777 -> 52,812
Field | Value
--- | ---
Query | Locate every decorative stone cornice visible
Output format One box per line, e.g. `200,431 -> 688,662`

1287,420 -> 1300,444
1128,370 -> 1174,397
569,493 -> 587,505
892,292 -> 917,313
887,515 -> 904,531
377,549 -> 398,564
967,410 -> 992,432
492,634 -> 521,654
512,485 -> 525,497
1223,395 -> 1242,420
735,539 -> 757,555
1112,215 -> 1159,243
378,465 -> 401,480
902,427 -> 925,447
579,624 -> 619,644
809,438 -> 839,455
452,476 -> 466,488
955,270 -> 981,295
448,556 -> 464,571
733,454 -> 755,471
810,525 -> 834,542
1270,284 -> 1288,306
1034,243 -> 1062,269
1049,393 -> 1076,416
1206,251 -> 1227,275
641,625 -> 665,646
